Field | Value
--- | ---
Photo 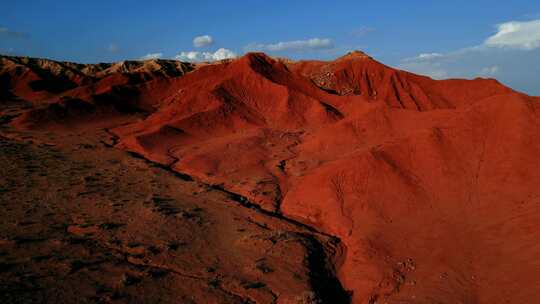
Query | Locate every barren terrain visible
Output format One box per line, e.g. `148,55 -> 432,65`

1,52 -> 540,303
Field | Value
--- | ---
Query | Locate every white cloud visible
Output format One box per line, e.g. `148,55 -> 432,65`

245,38 -> 333,52
139,52 -> 163,60
398,26 -> 540,95
485,20 -> 540,50
398,19 -> 540,82
193,35 -> 214,48
398,45 -> 506,80
175,48 -> 237,62
403,52 -> 444,62
478,65 -> 500,77
399,51 -> 453,79
423,69 -> 449,79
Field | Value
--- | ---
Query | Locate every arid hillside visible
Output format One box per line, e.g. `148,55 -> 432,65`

2,52 -> 539,304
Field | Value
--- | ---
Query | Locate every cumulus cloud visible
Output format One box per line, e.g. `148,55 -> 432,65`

139,53 -> 163,60
419,69 -> 449,79
485,20 -> 540,50
193,35 -> 214,48
399,46 -> 540,95
398,20 -> 540,95
399,50 -> 458,79
402,52 -> 444,62
245,38 -> 333,52
399,61 -> 448,79
175,48 -> 237,62
399,47 -> 540,95
478,65 -> 500,77
399,46 -> 503,79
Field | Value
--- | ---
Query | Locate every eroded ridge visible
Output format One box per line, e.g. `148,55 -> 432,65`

2,52 -> 540,303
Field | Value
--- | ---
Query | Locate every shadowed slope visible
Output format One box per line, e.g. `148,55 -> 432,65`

1,56 -> 194,129
3,52 -> 540,304
109,52 -> 540,303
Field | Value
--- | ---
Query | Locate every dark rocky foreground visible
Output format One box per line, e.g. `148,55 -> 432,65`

0,110 -> 349,304
3,52 -> 540,303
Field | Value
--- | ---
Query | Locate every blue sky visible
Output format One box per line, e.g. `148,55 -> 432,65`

1,1 -> 539,95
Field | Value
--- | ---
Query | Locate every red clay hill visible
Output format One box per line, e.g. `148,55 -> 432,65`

3,51 -> 540,303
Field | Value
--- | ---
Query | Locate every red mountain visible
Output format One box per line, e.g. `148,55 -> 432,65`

2,52 -> 540,303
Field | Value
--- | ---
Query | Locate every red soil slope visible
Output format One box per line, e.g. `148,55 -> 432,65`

4,52 -> 540,303
1,56 -> 193,128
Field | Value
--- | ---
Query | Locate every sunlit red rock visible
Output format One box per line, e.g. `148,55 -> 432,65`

3,52 -> 540,303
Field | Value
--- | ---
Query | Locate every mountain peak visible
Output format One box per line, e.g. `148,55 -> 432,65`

337,50 -> 373,60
